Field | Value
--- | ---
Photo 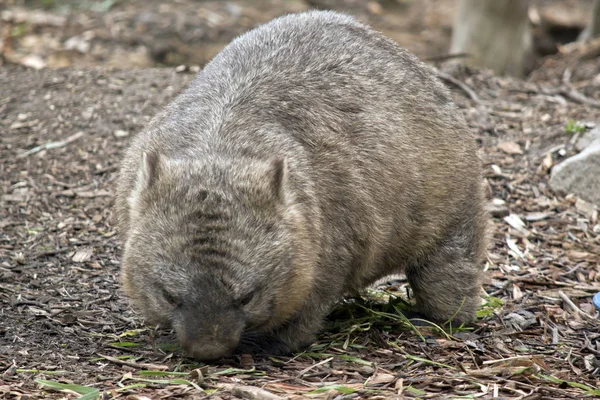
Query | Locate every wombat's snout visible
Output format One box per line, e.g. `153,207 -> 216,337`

177,323 -> 241,361
181,338 -> 238,361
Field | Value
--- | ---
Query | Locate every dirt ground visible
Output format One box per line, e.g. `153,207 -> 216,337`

1,0 -> 600,399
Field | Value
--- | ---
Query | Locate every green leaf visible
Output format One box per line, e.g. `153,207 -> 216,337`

17,369 -> 70,375
309,385 -> 358,394
405,386 -> 426,395
79,391 -> 101,400
539,374 -> 600,395
157,343 -> 180,352
565,120 -> 586,134
336,355 -> 373,366
108,341 -> 140,347
119,329 -> 147,337
211,367 -> 265,376
302,352 -> 331,359
35,379 -> 99,397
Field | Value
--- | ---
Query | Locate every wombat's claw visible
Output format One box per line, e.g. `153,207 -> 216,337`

236,332 -> 291,357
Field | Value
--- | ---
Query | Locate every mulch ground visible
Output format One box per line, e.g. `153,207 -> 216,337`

2,3 -> 600,400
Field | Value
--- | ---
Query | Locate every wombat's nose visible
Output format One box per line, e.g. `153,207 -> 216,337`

176,315 -> 243,361
181,338 -> 239,362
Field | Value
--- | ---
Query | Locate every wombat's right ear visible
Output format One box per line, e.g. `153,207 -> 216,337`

269,157 -> 287,201
128,151 -> 161,210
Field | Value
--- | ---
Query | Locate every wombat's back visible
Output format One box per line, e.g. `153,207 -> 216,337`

118,10 -> 482,250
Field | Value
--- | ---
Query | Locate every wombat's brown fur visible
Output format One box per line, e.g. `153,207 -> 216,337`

115,10 -> 489,361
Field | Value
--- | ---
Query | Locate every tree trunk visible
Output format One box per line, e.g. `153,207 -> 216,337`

450,0 -> 534,78
578,0 -> 600,41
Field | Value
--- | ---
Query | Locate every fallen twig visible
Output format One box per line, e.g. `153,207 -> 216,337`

425,52 -> 469,62
558,290 -> 599,323
297,356 -> 334,378
31,247 -> 73,259
436,70 -> 482,104
17,131 -> 84,158
96,354 -> 169,371
542,86 -> 600,108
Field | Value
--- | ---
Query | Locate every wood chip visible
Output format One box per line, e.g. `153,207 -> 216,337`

72,247 -> 93,263
498,141 -> 523,155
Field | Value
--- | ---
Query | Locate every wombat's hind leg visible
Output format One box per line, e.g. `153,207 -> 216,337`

406,248 -> 483,327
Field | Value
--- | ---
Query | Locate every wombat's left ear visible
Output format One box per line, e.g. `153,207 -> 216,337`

128,151 -> 162,210
139,151 -> 161,189
268,157 -> 288,201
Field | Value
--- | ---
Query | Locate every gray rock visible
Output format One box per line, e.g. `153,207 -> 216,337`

575,127 -> 600,152
503,310 -> 537,331
550,140 -> 600,206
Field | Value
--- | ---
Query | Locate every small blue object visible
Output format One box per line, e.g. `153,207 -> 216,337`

594,292 -> 600,313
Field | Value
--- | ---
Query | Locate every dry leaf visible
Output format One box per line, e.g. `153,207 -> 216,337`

113,129 -> 129,138
504,214 -> 530,237
72,247 -> 93,263
189,368 -> 204,384
512,284 -> 524,300
566,250 -> 591,261
491,164 -> 503,175
498,141 -> 523,155
542,152 -> 554,170
22,55 -> 46,70
575,198 -> 596,220
525,212 -> 550,221
506,238 -> 526,259
367,372 -> 396,386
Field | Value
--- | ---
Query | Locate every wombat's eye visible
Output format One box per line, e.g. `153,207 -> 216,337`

161,288 -> 179,306
238,291 -> 255,307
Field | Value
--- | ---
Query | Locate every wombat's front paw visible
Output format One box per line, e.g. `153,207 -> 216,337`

236,332 -> 292,356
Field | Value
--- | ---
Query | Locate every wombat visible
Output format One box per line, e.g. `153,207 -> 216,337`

115,10 -> 489,362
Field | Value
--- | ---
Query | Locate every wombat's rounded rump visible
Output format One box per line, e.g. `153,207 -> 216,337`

115,10 -> 489,361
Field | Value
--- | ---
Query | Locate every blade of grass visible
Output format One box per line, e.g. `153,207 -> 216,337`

303,352 -> 333,359
405,386 -> 426,395
108,341 -> 140,347
119,328 -> 148,337
114,383 -> 147,392
403,317 -> 453,340
336,355 -> 374,366
137,370 -> 190,377
157,343 -> 180,352
387,342 -> 455,369
17,369 -> 70,375
309,385 -> 358,394
539,374 -> 600,395
35,379 -> 99,396
125,377 -> 203,392
79,391 -> 101,400
211,367 -> 265,376
89,355 -> 137,362
404,354 -> 455,369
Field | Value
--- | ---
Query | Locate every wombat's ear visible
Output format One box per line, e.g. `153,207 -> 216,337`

138,151 -> 161,189
128,151 -> 161,210
268,157 -> 288,201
